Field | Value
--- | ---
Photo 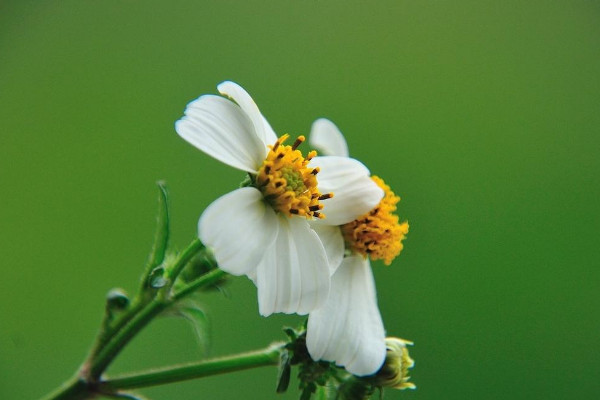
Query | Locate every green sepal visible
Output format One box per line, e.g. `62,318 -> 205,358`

239,173 -> 254,188
300,382 -> 316,400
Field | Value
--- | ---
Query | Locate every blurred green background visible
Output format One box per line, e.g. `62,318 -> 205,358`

1,1 -> 599,399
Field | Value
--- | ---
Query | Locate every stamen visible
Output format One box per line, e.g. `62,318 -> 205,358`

292,136 -> 305,150
254,134 -> 330,219
341,176 -> 408,265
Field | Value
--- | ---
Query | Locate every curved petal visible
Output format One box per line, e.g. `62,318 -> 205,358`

306,256 -> 386,376
309,118 -> 349,157
311,156 -> 384,226
261,115 -> 278,145
199,187 -> 278,276
310,224 -> 344,275
176,95 -> 266,172
255,215 -> 330,316
218,81 -> 275,148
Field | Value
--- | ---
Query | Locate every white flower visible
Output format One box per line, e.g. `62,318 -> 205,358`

306,118 -> 409,376
175,83 -> 381,317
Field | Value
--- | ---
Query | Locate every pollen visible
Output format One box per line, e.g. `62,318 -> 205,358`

341,176 -> 408,265
255,134 -> 331,219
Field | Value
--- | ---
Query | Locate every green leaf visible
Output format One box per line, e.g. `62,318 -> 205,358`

276,349 -> 291,393
141,181 -> 170,291
164,300 -> 210,355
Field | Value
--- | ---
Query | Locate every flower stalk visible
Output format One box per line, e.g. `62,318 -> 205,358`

99,343 -> 283,392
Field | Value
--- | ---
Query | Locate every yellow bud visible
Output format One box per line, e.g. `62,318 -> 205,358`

371,337 -> 416,390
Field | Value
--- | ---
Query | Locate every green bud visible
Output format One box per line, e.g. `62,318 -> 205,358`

106,288 -> 129,311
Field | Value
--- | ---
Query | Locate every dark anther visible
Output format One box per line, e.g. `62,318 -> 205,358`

290,209 -> 299,214
277,153 -> 285,159
311,168 -> 319,175
311,193 -> 319,199
264,165 -> 271,174
292,137 -> 304,150
309,205 -> 321,211
318,193 -> 333,200
272,141 -> 281,152
275,181 -> 284,188
313,211 -> 321,218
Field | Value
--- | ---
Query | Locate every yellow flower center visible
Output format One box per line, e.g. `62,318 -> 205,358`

341,176 -> 408,265
255,134 -> 332,219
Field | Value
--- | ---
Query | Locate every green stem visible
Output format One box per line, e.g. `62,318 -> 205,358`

166,237 -> 204,288
99,344 -> 283,392
173,268 -> 227,300
89,299 -> 168,379
40,377 -> 88,400
89,264 -> 225,379
41,238 -> 226,399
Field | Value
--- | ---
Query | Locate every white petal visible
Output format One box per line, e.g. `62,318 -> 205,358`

218,81 -> 276,148
306,256 -> 386,376
310,224 -> 344,275
176,95 -> 266,172
311,156 -> 384,226
255,215 -> 330,316
309,118 -> 349,157
198,187 -> 278,276
261,115 -> 278,145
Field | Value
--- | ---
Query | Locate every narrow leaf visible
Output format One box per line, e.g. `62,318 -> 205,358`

141,181 -> 170,290
163,300 -> 211,355
276,350 -> 291,393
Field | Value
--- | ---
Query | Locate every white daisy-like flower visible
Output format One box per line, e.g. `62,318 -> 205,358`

175,82 -> 382,317
306,118 -> 409,376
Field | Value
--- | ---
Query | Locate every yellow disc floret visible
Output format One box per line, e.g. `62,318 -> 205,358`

256,134 -> 332,219
341,176 -> 408,265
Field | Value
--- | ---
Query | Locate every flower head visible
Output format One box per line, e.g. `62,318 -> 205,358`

341,176 -> 409,265
175,84 -> 382,317
306,118 -> 409,376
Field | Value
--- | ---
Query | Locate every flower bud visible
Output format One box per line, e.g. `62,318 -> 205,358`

106,288 -> 129,311
370,337 -> 415,390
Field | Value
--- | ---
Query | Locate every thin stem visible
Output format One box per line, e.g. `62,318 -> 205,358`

99,344 -> 283,391
40,377 -> 88,400
166,237 -> 204,288
173,268 -> 227,300
83,300 -> 146,373
89,238 -> 206,379
89,299 -> 168,379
